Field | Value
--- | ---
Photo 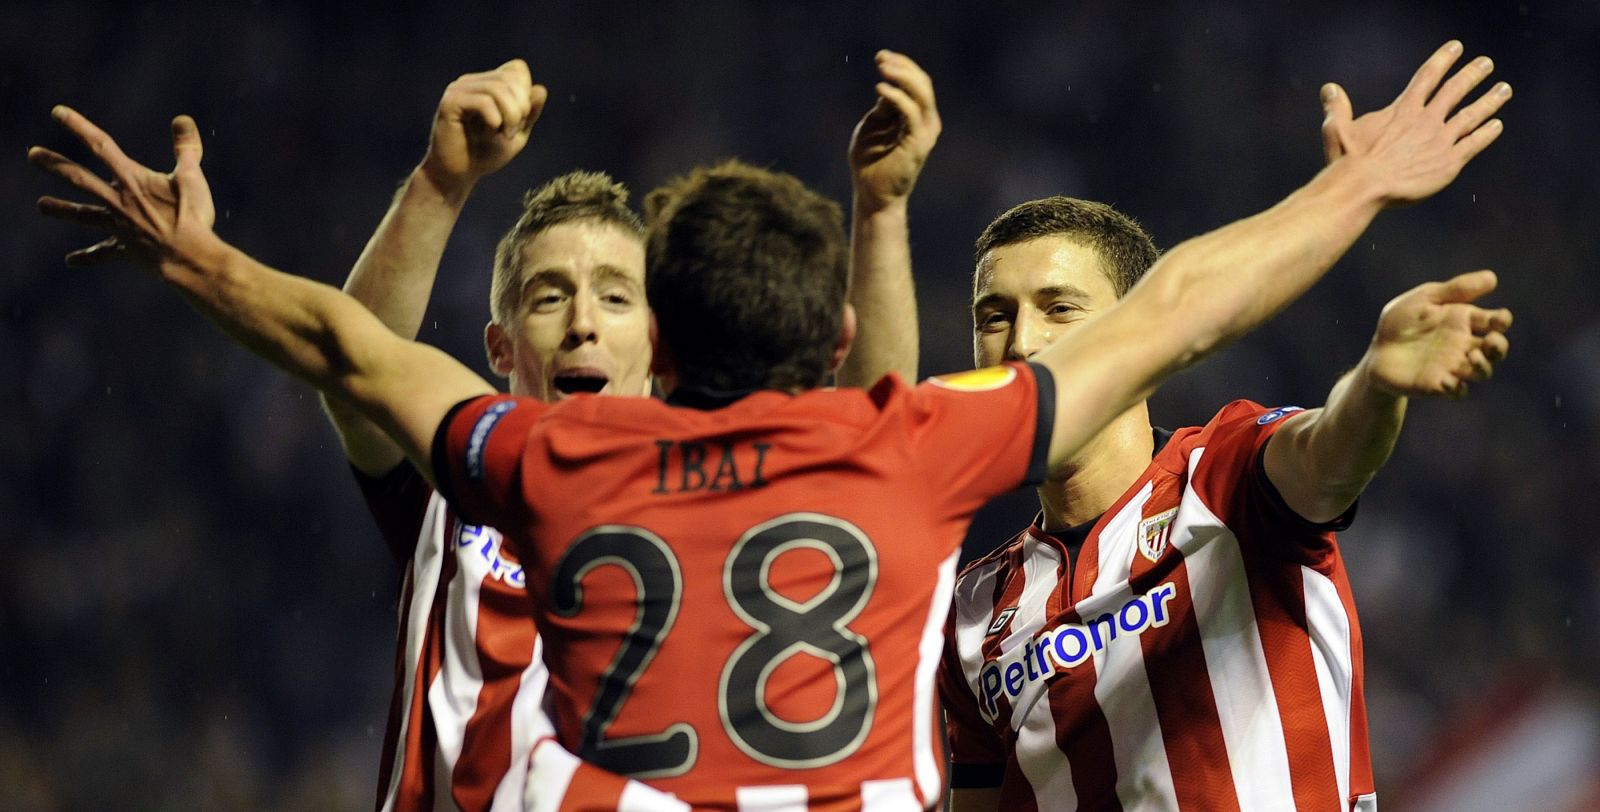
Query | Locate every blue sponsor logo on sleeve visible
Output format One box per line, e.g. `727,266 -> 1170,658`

465,400 -> 518,482
1256,405 -> 1304,425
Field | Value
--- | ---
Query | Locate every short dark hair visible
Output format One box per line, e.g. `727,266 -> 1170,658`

491,170 -> 644,324
644,160 -> 847,393
973,196 -> 1158,296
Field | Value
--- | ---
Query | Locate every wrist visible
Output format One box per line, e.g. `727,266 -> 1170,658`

851,189 -> 910,221
412,160 -> 478,207
1353,352 -> 1405,401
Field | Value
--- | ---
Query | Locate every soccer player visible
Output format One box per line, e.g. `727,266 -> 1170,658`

318,53 -> 939,809
31,35 -> 1502,807
939,46 -> 1513,811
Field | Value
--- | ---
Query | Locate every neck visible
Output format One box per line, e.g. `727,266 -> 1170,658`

1036,402 -> 1154,531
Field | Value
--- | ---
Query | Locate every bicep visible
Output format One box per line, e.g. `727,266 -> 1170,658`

1261,408 -> 1357,524
339,321 -> 496,489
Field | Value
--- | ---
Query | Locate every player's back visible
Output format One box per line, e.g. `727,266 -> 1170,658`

437,365 -> 1052,810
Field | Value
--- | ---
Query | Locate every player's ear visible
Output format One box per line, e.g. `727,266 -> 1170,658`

648,312 -> 673,376
829,303 -> 857,374
484,321 -> 515,377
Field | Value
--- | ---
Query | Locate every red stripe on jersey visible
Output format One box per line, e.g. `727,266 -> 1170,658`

1139,561 -> 1240,812
1247,558 -> 1340,811
374,566 -> 415,810
397,544 -> 458,811
451,554 -> 541,809
1045,656 -> 1122,811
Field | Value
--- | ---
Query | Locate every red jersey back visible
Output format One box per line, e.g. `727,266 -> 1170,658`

435,363 -> 1053,810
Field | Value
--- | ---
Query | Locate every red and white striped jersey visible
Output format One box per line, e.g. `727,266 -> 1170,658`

940,401 -> 1377,812
359,466 -> 678,812
432,365 -> 1053,810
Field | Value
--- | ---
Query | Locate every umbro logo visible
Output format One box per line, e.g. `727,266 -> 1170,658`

986,607 -> 1018,636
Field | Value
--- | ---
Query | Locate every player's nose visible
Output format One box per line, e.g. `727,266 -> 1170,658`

565,295 -> 599,346
1008,313 -> 1049,361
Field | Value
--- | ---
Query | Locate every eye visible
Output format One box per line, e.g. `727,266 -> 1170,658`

976,311 -> 1012,333
600,290 -> 634,308
529,289 -> 568,312
1046,302 -> 1080,319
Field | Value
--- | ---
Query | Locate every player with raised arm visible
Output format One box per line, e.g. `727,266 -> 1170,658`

938,43 -> 1512,812
325,53 -> 940,810
30,36 -> 1503,808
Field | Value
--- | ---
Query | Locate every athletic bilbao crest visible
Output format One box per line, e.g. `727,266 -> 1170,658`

1138,508 -> 1178,562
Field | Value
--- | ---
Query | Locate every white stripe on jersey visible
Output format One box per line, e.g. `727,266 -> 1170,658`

912,552 -> 959,803
952,558 -> 1004,709
1016,706 -> 1074,809
735,784 -> 808,811
432,543 -> 484,782
1178,448 -> 1296,811
380,495 -> 450,812
1304,565 -> 1354,806
497,635 -> 556,809
1002,535 -> 1063,727
860,777 -> 920,810
1086,483 -> 1180,808
524,738 -> 581,810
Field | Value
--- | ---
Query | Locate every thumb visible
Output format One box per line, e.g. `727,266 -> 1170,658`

171,114 -> 203,168
1428,269 -> 1499,304
1320,83 -> 1352,163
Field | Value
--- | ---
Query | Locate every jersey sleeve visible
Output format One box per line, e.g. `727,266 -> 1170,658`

908,361 -> 1054,518
432,394 -> 548,528
939,611 -> 1007,788
1189,400 -> 1353,570
352,462 -> 433,567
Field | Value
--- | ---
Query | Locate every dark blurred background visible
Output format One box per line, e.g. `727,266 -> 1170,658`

4,1 -> 1597,809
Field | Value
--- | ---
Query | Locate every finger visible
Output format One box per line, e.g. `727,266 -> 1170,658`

874,81 -> 919,132
452,91 -> 504,132
1320,83 -> 1353,163
51,105 -> 135,172
1447,82 -> 1511,141
37,195 -> 114,227
477,81 -> 524,135
523,84 -> 549,134
1469,306 -> 1513,334
1480,331 -> 1510,363
1428,55 -> 1494,113
1396,40 -> 1464,108
497,58 -> 532,85
64,237 -> 126,267
1463,346 -> 1494,382
1429,269 -> 1499,303
1451,118 -> 1504,165
171,114 -> 203,169
27,145 -> 119,203
877,50 -> 937,118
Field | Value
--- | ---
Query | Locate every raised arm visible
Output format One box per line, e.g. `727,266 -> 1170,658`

32,107 -> 493,485
1034,40 -> 1510,472
838,49 -> 940,387
1264,270 -> 1511,522
326,59 -> 546,475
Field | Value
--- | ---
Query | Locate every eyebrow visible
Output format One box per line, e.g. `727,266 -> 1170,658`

520,265 -> 643,294
972,283 -> 1095,312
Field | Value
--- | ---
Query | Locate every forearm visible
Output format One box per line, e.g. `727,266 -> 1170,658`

161,237 -> 491,484
1268,362 -> 1407,522
839,194 -> 918,386
1037,157 -> 1389,469
343,166 -> 474,337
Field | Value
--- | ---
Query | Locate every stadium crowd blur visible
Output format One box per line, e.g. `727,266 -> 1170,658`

4,2 -> 1597,809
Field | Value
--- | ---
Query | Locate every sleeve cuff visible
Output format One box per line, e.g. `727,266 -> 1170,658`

1024,361 -> 1056,487
430,396 -> 481,521
1254,442 -> 1358,532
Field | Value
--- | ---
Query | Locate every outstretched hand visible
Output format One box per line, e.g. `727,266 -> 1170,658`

848,50 -> 941,213
1320,40 -> 1511,206
30,106 -> 217,272
1362,270 -> 1512,399
420,58 -> 547,191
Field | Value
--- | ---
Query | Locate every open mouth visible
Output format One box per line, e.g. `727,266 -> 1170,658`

553,373 -> 608,396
